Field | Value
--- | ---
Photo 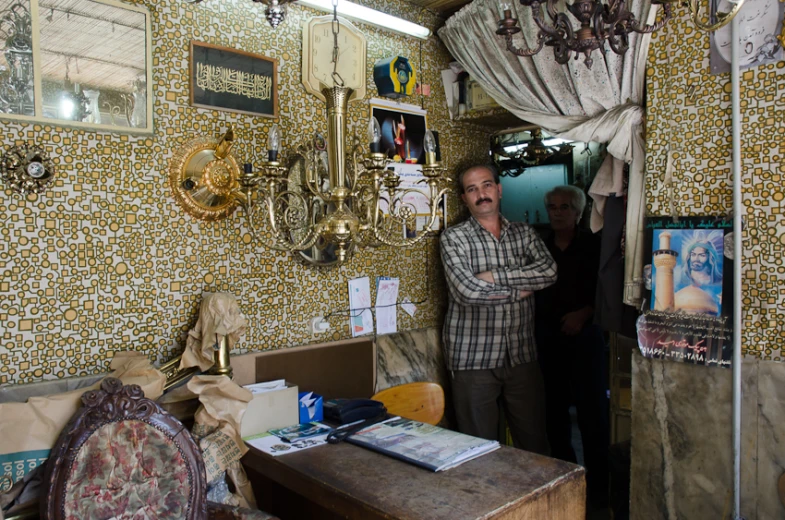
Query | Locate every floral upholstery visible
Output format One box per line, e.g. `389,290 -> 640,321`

64,420 -> 191,520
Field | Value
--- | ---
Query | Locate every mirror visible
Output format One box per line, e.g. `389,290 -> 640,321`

0,0 -> 152,132
492,126 -> 607,226
288,152 -> 341,266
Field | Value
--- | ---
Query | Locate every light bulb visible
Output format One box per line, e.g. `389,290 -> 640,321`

368,117 -> 381,153
424,130 -> 437,165
267,124 -> 280,162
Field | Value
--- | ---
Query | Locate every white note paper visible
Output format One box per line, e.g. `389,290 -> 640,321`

348,277 -> 374,337
375,277 -> 400,335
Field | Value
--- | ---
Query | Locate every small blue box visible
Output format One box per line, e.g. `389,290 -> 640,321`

298,391 -> 323,424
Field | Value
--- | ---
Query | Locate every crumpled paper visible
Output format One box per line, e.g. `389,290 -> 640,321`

187,375 -> 256,508
180,292 -> 248,372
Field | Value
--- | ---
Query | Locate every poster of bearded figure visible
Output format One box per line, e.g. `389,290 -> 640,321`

651,228 -> 724,316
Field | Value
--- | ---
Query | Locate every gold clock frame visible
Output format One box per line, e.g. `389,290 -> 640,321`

302,15 -> 367,103
169,134 -> 242,221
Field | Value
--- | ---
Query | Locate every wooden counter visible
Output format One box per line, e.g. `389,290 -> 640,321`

242,441 -> 585,520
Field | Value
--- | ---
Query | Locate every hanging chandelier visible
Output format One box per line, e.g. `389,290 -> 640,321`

170,6 -> 450,265
496,0 -> 748,68
185,0 -> 296,28
495,0 -> 673,69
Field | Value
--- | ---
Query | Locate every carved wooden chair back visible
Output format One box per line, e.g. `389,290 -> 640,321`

371,382 -> 445,425
41,377 -> 207,520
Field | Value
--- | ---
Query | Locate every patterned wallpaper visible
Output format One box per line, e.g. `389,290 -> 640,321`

645,17 -> 784,359
0,0 -> 491,385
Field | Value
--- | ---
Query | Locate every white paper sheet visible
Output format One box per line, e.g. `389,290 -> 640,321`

348,277 -> 374,337
243,379 -> 286,394
401,297 -> 417,317
375,277 -> 400,335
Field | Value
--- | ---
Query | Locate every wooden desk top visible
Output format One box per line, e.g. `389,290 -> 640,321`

243,441 -> 585,520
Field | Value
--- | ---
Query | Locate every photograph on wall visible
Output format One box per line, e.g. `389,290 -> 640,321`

709,0 -> 784,74
639,217 -> 734,368
370,98 -> 427,164
190,41 -> 278,117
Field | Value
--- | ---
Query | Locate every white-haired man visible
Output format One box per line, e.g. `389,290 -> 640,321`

440,164 -> 557,456
536,185 -> 609,509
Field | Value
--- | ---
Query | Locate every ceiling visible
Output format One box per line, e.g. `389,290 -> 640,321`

408,0 -> 473,20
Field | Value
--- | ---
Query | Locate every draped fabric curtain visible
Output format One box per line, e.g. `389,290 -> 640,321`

438,0 -> 659,306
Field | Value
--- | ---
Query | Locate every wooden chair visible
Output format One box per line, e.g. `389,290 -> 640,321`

371,382 -> 445,425
41,377 -> 276,520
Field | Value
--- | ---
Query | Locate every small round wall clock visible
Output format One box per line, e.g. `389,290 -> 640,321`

302,15 -> 367,102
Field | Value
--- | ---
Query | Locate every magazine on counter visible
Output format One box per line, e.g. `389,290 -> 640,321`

268,422 -> 332,443
347,417 -> 500,472
245,431 -> 328,456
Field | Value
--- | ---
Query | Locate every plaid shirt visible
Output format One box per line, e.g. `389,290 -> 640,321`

440,216 -> 557,371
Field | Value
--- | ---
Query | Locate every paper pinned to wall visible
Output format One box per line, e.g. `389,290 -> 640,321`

375,277 -> 400,335
401,297 -> 416,317
348,277 -> 374,337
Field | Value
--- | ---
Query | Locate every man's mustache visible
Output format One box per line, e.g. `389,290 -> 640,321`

475,198 -> 492,205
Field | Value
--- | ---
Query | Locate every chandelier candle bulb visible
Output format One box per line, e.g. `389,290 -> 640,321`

267,124 -> 280,162
424,130 -> 437,165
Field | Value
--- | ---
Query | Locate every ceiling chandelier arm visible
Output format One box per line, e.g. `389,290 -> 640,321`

630,1 -> 673,33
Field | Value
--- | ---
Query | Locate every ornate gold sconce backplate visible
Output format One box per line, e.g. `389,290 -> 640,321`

1,144 -> 55,194
169,134 -> 242,221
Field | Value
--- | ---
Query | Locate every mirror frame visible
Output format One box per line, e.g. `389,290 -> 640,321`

0,0 -> 153,134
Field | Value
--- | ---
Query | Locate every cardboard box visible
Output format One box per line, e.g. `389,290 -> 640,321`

240,382 -> 299,439
298,391 -> 323,424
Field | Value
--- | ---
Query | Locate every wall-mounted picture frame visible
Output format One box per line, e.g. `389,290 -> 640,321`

370,98 -> 427,164
190,41 -> 278,118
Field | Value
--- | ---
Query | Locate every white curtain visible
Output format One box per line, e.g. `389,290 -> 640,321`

439,0 -> 659,306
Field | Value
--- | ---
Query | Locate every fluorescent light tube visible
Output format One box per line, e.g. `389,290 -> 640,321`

297,0 -> 431,39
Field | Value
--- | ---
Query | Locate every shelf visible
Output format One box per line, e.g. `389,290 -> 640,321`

454,107 -> 527,130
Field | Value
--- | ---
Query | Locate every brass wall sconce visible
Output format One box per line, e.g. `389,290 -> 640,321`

496,0 -> 746,68
170,86 -> 451,265
0,144 -> 55,194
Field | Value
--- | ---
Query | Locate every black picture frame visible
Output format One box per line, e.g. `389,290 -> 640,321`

190,41 -> 278,118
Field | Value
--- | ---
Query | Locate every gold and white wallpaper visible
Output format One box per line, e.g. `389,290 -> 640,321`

646,18 -> 785,359
0,0 -> 490,385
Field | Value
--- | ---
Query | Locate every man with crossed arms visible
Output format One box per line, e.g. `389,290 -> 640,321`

440,164 -> 557,455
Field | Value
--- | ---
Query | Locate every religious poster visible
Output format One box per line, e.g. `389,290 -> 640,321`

639,217 -> 734,368
709,0 -> 785,74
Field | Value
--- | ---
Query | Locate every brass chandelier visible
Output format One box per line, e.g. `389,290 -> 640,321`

496,0 -> 747,69
237,87 -> 449,264
170,7 -> 449,265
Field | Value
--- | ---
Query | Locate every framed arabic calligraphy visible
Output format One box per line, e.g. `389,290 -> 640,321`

189,41 -> 278,118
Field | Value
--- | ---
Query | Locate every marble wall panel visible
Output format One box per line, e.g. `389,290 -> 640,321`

375,326 -> 447,393
629,352 -> 785,520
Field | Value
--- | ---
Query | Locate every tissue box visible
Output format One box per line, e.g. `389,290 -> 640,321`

298,392 -> 324,423
240,381 -> 299,438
